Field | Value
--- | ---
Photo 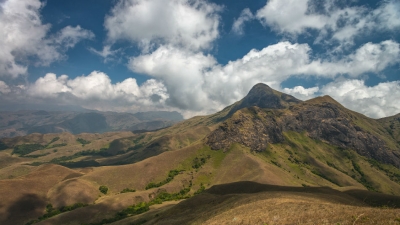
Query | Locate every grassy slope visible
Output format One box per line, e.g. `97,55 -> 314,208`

109,182 -> 400,225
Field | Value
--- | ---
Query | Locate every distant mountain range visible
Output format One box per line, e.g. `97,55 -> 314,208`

0,110 -> 183,138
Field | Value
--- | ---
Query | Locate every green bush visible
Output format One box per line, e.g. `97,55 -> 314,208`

145,169 -> 182,190
13,144 -> 45,156
48,137 -> 60,145
99,185 -> 108,194
77,138 -> 91,146
120,188 -> 136,193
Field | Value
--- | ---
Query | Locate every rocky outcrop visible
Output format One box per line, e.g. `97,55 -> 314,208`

206,108 -> 284,152
283,102 -> 398,166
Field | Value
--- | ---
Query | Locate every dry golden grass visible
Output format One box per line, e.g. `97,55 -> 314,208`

0,164 -> 83,225
121,182 -> 400,225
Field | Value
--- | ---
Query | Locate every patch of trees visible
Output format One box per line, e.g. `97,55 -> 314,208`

12,144 -> 45,156
76,138 -> 91,146
49,143 -> 67,148
85,186 -> 192,225
145,169 -> 182,190
194,183 -> 206,195
49,137 -> 60,145
120,188 -> 136,193
192,155 -> 210,169
351,160 -> 376,191
99,185 -> 109,194
22,153 -> 50,158
25,203 -> 88,225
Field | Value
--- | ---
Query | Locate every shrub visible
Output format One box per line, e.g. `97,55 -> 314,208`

145,169 -> 183,190
76,138 -> 91,146
12,144 -> 45,156
120,188 -> 136,193
99,185 -> 109,194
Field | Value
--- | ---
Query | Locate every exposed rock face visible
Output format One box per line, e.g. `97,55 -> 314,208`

206,84 -> 400,167
283,102 -> 398,166
206,108 -> 284,152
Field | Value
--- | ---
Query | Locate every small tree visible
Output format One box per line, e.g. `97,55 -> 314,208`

99,185 -> 108,194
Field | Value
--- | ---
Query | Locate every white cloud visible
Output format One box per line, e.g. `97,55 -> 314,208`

302,40 -> 400,77
0,81 -> 11,94
256,0 -> 328,34
256,0 -> 400,46
104,0 -> 222,52
0,0 -> 94,77
53,25 -> 95,49
89,45 -> 119,62
321,79 -> 400,118
128,40 -> 400,116
232,8 -> 254,35
25,71 -> 169,112
282,86 -> 319,100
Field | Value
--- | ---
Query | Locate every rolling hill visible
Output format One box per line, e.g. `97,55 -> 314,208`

0,83 -> 399,225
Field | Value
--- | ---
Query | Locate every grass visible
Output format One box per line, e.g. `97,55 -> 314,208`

25,202 -> 89,225
12,144 -> 45,156
145,169 -> 183,190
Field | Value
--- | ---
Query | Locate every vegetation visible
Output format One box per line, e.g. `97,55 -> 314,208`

48,137 -> 60,145
145,169 -> 182,190
83,202 -> 150,225
25,203 -> 88,225
22,153 -> 50,158
77,138 -> 91,146
99,185 -> 109,194
192,155 -> 209,169
48,143 -> 67,148
351,160 -> 376,191
368,158 -> 400,184
194,183 -> 206,195
0,141 -> 8,150
12,144 -> 45,156
86,187 -> 192,225
120,188 -> 136,193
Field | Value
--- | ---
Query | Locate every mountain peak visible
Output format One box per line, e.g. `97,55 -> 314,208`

229,83 -> 301,114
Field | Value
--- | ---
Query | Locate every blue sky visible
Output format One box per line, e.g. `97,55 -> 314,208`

0,0 -> 399,118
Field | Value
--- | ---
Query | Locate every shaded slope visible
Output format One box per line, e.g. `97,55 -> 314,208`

111,182 -> 400,225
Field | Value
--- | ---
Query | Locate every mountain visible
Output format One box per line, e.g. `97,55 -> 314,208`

0,83 -> 399,225
0,110 -> 183,138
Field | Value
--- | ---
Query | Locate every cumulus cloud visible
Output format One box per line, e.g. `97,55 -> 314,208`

0,0 -> 94,77
231,8 -> 254,35
321,79 -> 400,118
104,0 -> 222,52
256,0 -> 400,46
128,40 -> 400,116
283,86 -> 319,100
24,71 -> 169,112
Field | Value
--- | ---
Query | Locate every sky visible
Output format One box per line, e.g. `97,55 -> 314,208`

0,0 -> 399,119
